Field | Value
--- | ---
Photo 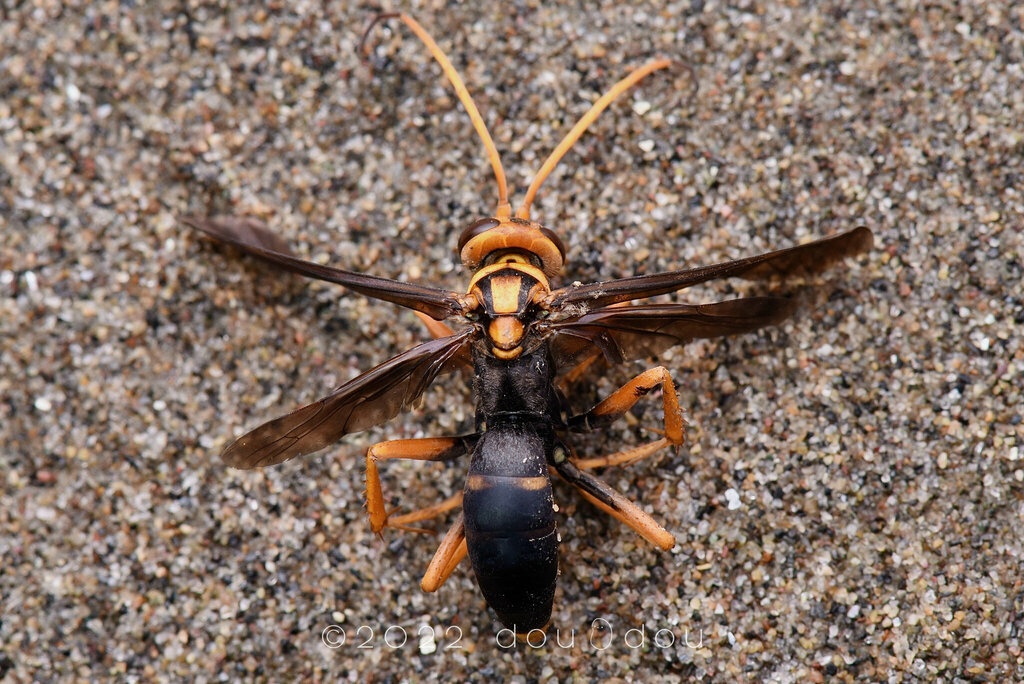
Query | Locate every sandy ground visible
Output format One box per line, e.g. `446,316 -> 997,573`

2,1 -> 1022,681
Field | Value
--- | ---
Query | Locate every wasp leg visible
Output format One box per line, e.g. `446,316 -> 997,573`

576,438 -> 674,471
365,436 -> 476,535
413,311 -> 473,369
556,349 -> 603,393
552,458 -> 675,550
388,493 -> 464,534
414,310 -> 456,339
566,365 -> 687,469
420,512 -> 468,592
555,302 -> 629,393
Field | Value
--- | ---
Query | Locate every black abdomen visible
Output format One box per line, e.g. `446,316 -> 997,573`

462,424 -> 558,631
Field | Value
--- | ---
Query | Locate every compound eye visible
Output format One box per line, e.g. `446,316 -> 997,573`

457,218 -> 500,254
538,226 -> 566,262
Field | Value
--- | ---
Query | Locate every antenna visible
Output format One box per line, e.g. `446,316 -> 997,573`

361,13 -> 512,219
517,59 -> 679,221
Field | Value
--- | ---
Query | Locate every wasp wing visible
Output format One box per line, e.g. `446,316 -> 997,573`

543,297 -> 797,366
545,226 -> 871,312
183,216 -> 468,320
221,328 -> 475,468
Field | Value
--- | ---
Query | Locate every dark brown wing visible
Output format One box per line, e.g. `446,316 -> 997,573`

545,227 -> 872,312
183,216 -> 469,320
222,328 -> 475,468
543,297 -> 797,366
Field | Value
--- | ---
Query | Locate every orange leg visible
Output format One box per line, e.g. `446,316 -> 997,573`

414,310 -> 457,339
388,493 -> 464,535
556,303 -> 630,393
365,436 -> 476,534
557,350 -> 603,393
567,366 -> 687,469
574,438 -> 673,470
414,311 -> 473,368
552,456 -> 674,550
420,513 -> 469,592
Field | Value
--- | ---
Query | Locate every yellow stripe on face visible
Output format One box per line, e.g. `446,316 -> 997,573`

490,275 -> 522,314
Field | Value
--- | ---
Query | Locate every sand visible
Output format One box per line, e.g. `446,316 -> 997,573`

2,2 -> 1022,681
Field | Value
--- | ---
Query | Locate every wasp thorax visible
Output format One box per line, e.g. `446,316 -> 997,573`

458,217 -> 566,277
467,254 -> 552,360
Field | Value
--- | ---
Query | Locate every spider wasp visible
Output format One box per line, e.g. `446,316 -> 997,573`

185,13 -> 872,633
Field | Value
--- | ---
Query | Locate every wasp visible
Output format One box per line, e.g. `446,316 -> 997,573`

185,13 -> 872,632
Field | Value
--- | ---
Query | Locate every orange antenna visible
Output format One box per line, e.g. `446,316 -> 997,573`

361,13 -> 512,220
517,59 -> 676,221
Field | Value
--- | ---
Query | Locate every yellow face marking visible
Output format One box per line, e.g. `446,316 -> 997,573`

490,275 -> 522,314
497,254 -> 530,265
